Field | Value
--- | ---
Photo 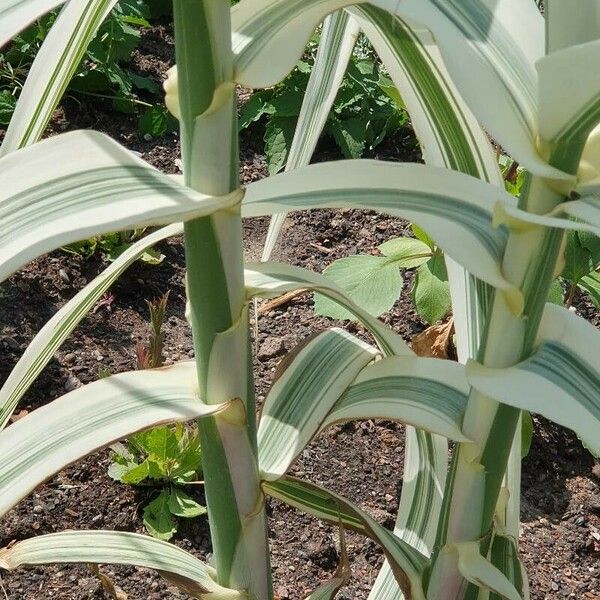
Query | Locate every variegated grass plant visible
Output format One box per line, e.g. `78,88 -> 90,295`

0,1 -> 599,599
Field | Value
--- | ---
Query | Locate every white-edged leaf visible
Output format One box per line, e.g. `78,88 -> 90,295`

335,13 -> 498,597
245,261 -> 412,357
495,198 -> 600,240
286,11 -> 358,172
387,0 -> 567,180
0,0 -> 118,155
368,428 -> 447,600
546,0 -> 600,54
0,130 -> 239,282
242,160 -> 516,293
347,5 -> 505,361
346,9 -> 522,597
262,10 -> 359,261
569,184 -> 600,229
467,303 -> 600,456
231,0 -> 566,185
0,223 -> 183,431
257,328 -> 378,481
579,126 -> 600,196
246,265 -> 448,600
347,4 -> 504,358
489,534 -> 530,600
453,541 -> 522,600
349,5 -> 502,185
314,255 -> 404,320
0,0 -> 64,48
322,356 -> 470,442
264,476 -> 427,600
0,362 -> 227,516
537,39 -> 600,171
0,530 -> 241,599
232,0 -> 354,88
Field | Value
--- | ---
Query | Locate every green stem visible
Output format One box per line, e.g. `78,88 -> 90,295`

425,177 -> 566,599
173,2 -> 272,598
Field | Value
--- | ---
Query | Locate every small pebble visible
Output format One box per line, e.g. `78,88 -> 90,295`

64,375 -> 82,392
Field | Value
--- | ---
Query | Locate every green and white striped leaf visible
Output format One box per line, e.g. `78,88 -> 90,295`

0,531 -> 242,600
304,568 -> 349,600
0,0 -> 64,48
230,0 -> 567,183
0,362 -> 227,516
258,328 -> 378,481
452,541 -> 522,600
349,5 -> 501,184
0,223 -> 183,431
0,130 -> 238,283
245,261 -> 411,357
347,4 -> 504,360
323,356 -> 470,442
242,160 -> 515,293
245,266 -> 449,599
467,303 -> 600,456
537,39 -> 600,173
579,124 -> 600,189
338,11 -> 500,598
232,0 -> 358,88
558,196 -> 600,235
367,429 -> 447,600
0,0 -> 118,155
388,0 -> 568,180
546,0 -> 600,54
285,11 -> 358,173
489,534 -> 529,600
396,430 -> 446,556
262,10 -> 359,261
264,476 -> 427,600
494,199 -> 600,240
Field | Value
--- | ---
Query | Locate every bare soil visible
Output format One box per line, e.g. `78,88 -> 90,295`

0,21 -> 598,600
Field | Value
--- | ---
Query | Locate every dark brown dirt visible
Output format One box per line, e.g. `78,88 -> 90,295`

1,20 -> 599,600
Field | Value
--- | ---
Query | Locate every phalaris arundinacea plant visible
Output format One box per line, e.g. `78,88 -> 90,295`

0,1 -> 599,599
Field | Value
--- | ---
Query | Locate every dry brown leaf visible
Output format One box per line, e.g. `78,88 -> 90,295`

88,564 -> 127,600
257,289 -> 308,315
411,318 -> 454,359
9,410 -> 29,424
